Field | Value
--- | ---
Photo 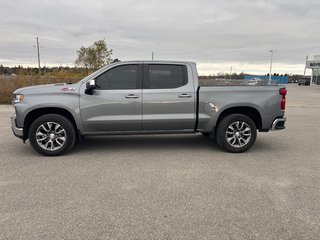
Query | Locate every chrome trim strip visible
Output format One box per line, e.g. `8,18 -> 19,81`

11,114 -> 23,137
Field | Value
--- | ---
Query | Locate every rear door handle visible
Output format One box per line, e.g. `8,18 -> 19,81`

125,94 -> 140,99
178,93 -> 192,98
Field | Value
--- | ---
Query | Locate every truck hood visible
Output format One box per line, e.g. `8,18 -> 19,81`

13,83 -> 79,95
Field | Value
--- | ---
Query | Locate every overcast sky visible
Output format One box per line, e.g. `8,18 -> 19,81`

1,0 -> 319,75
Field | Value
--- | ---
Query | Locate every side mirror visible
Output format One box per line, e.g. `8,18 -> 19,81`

85,80 -> 97,95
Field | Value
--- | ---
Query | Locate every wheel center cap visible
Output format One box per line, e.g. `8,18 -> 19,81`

235,132 -> 240,137
49,133 -> 55,140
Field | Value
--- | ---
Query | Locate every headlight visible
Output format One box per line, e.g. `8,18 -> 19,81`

13,94 -> 24,104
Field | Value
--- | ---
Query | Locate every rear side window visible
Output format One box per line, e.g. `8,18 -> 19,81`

147,64 -> 187,89
95,65 -> 139,90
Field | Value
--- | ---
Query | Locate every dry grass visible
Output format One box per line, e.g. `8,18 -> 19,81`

0,74 -> 81,104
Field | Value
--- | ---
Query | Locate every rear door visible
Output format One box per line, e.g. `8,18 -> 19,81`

142,63 -> 196,131
80,64 -> 143,133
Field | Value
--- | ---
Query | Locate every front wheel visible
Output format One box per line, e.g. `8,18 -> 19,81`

216,114 -> 257,153
28,114 -> 76,156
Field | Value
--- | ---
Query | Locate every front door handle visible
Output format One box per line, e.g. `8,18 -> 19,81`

179,93 -> 192,98
125,94 -> 140,99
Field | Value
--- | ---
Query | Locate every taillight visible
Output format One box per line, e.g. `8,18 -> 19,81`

280,88 -> 287,110
280,88 -> 287,96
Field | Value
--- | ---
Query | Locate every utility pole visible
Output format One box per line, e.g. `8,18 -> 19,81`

229,66 -> 232,80
152,51 -> 155,60
34,37 -> 42,76
269,50 -> 275,85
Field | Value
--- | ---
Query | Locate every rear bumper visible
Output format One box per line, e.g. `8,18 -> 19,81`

11,114 -> 24,139
271,117 -> 286,131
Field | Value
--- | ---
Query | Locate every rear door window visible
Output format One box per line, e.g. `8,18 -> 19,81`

146,64 -> 187,89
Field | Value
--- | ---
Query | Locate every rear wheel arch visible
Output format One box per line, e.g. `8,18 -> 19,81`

23,107 -> 78,140
215,106 -> 262,132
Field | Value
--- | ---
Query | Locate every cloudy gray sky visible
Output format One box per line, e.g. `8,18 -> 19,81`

1,0 -> 319,74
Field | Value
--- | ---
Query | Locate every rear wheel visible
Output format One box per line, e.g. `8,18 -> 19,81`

216,114 -> 257,153
28,114 -> 76,156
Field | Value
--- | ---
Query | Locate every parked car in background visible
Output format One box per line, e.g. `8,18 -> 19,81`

298,77 -> 311,86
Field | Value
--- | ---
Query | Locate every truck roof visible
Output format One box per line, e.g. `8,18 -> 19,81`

80,60 -> 197,83
112,60 -> 196,65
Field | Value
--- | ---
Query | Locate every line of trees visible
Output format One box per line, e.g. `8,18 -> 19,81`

1,64 -> 305,81
0,65 -> 88,76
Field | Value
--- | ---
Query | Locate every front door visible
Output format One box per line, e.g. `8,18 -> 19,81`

80,64 -> 143,133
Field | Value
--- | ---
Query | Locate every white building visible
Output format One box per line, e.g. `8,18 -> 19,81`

306,55 -> 320,85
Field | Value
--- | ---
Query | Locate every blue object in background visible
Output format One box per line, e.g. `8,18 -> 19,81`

245,75 -> 288,84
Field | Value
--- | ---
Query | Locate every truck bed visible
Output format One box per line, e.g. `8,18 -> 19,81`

196,84 -> 285,132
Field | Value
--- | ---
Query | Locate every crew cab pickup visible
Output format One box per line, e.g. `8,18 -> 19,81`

11,61 -> 287,156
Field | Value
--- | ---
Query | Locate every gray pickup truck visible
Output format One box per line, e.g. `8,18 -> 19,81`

11,61 -> 287,156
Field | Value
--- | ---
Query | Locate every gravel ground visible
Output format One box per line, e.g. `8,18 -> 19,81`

0,84 -> 320,240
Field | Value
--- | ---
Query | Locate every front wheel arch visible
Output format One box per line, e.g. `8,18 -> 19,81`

23,107 -> 78,141
28,114 -> 76,156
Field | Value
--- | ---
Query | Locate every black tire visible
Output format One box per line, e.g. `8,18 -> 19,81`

28,114 -> 76,156
215,114 -> 257,153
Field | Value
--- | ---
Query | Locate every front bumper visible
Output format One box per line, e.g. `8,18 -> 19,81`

11,114 -> 24,139
271,117 -> 286,131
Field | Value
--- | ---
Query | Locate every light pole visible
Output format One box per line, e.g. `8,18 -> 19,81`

268,50 -> 274,84
304,55 -> 308,76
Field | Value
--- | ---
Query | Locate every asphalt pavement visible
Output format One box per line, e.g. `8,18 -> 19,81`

0,84 -> 320,239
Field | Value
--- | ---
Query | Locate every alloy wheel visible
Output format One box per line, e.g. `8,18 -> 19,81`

35,122 -> 67,151
225,121 -> 252,148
